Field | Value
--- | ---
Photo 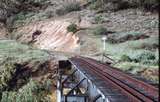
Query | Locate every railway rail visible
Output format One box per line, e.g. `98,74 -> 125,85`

70,56 -> 159,102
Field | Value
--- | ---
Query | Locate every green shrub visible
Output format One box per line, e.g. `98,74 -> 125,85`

1,79 -> 52,102
144,20 -> 159,29
133,51 -> 156,63
141,59 -> 158,65
120,37 -> 159,50
13,12 -> 28,21
27,0 -> 50,4
94,15 -> 104,24
106,32 -> 149,44
88,0 -> 158,11
56,2 -> 81,16
64,2 -> 81,12
89,0 -> 103,10
0,60 -> 17,92
1,0 -> 50,13
93,26 -> 107,35
67,23 -> 78,33
142,0 -> 159,11
120,55 -> 132,62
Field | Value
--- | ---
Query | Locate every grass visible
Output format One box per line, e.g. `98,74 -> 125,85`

91,33 -> 159,83
0,61 -> 16,92
93,26 -> 107,35
88,0 -> 159,11
96,37 -> 156,61
125,36 -> 159,50
107,31 -> 149,44
103,42 -> 158,64
0,39 -> 49,63
113,62 -> 158,72
113,62 -> 159,83
12,11 -> 51,29
1,79 -> 52,102
56,2 -> 81,16
143,19 -> 159,29
94,15 -> 105,24
0,39 -> 52,101
89,0 -> 104,10
114,31 -> 143,38
120,55 -> 132,62
93,36 -> 159,61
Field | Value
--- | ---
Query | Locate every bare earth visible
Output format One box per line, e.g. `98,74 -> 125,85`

14,20 -> 80,52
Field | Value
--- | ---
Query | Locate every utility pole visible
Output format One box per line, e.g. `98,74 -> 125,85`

101,35 -> 107,62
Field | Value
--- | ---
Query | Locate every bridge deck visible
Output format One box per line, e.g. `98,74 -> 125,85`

70,59 -> 129,102
69,56 -> 158,102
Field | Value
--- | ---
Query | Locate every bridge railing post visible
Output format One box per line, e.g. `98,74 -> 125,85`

57,68 -> 62,102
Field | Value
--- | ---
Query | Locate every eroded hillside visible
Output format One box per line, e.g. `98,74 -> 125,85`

12,20 -> 79,52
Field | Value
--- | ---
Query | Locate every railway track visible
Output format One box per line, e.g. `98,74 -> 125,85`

70,56 -> 159,102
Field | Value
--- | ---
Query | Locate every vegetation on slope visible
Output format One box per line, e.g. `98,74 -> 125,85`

67,23 -> 78,33
56,2 -> 81,16
1,79 -> 52,102
0,40 -> 49,61
92,32 -> 159,83
0,40 -> 55,102
0,0 -> 53,32
88,0 -> 159,11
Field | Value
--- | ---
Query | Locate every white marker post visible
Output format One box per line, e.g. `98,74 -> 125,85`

57,70 -> 62,102
101,35 -> 107,62
57,78 -> 61,102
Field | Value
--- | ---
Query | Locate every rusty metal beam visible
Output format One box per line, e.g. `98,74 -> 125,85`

62,69 -> 77,85
66,78 -> 86,95
92,94 -> 102,102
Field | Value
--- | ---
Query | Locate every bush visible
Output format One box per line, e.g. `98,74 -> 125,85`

0,62 -> 16,92
120,55 -> 132,62
1,79 -> 52,102
94,15 -> 104,24
93,26 -> 107,35
67,23 -> 78,33
133,51 -> 156,63
64,2 -> 81,12
120,37 -> 159,50
89,0 -> 103,10
0,0 -> 50,13
56,2 -> 81,16
141,59 -> 158,65
140,0 -> 158,11
0,9 -> 8,23
89,0 -> 158,11
106,32 -> 149,44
